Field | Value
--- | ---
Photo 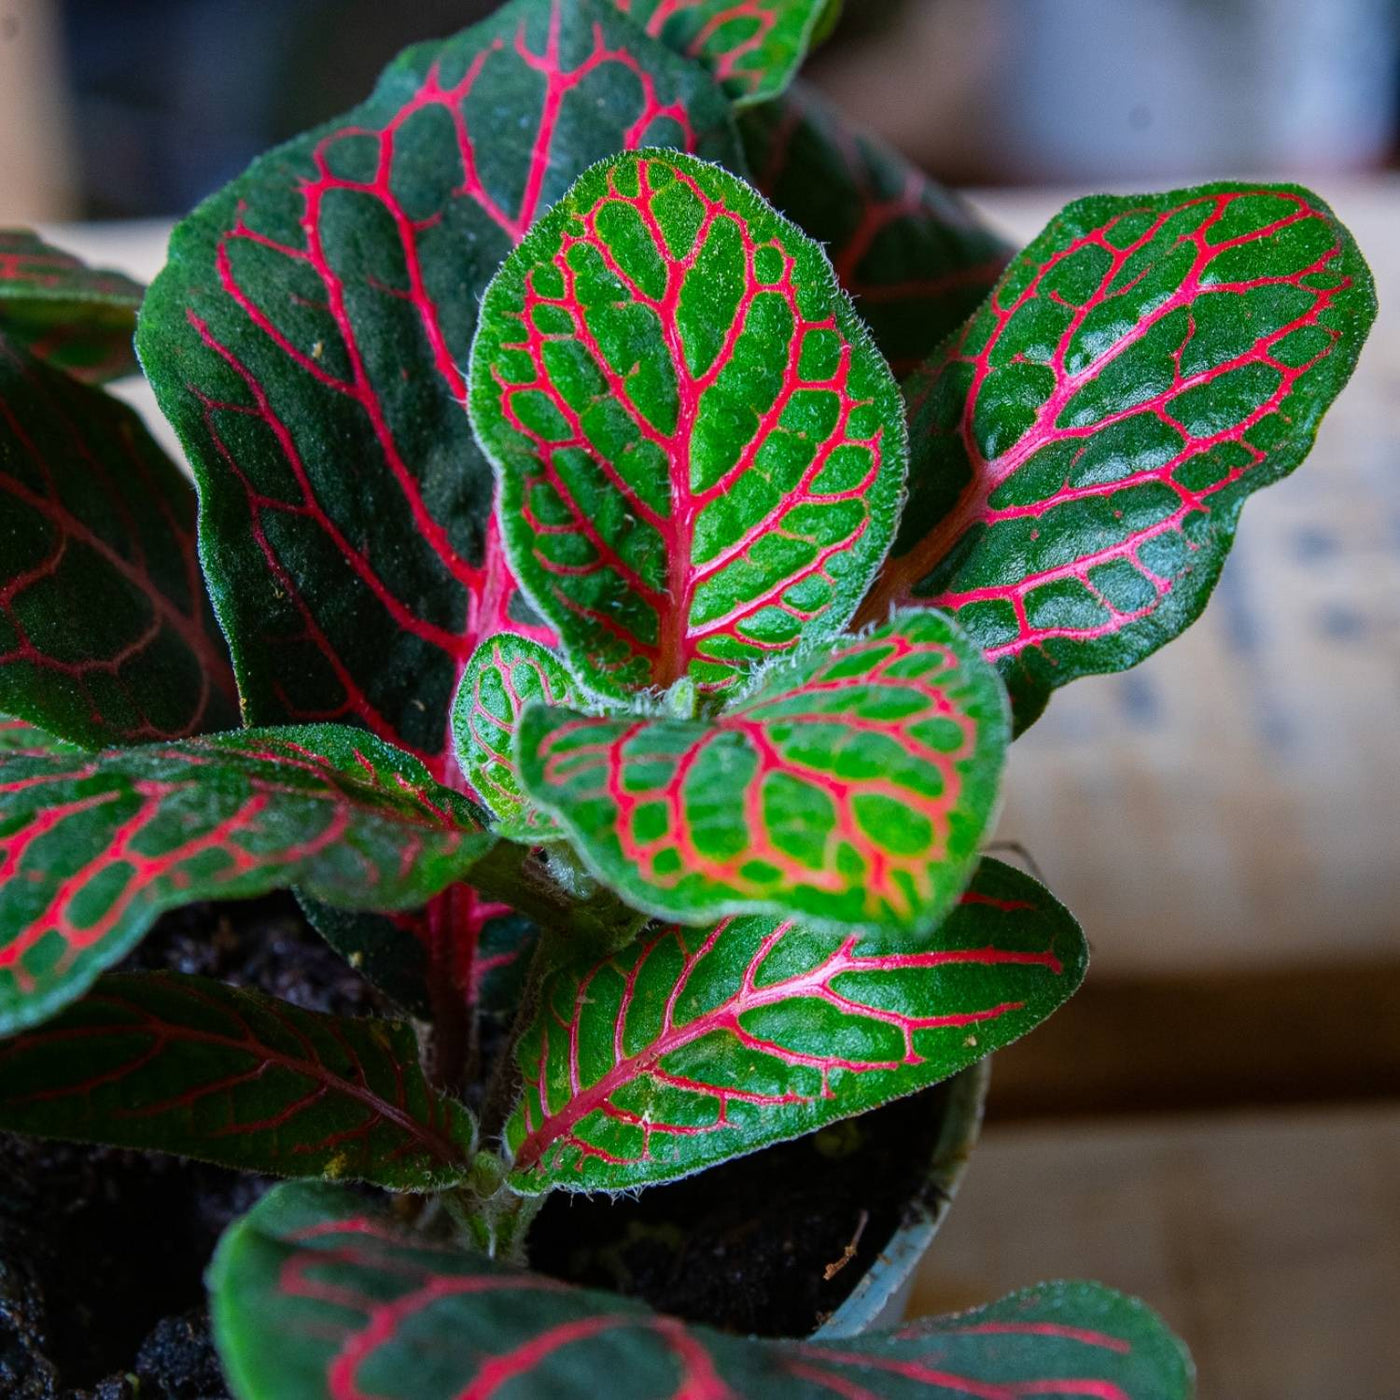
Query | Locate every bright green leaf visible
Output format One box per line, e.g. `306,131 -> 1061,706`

472,147 -> 906,699
517,609 -> 1006,935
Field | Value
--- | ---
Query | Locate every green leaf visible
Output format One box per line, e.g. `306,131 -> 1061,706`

517,610 -> 1007,935
0,726 -> 492,1034
862,182 -> 1377,728
0,717 -> 75,756
0,972 -> 476,1189
452,632 -> 582,839
472,147 -> 906,699
0,339 -> 239,749
739,83 -> 1013,376
506,859 -> 1083,1192
0,230 -> 143,382
209,1181 -> 1194,1399
137,0 -> 742,780
612,0 -> 836,104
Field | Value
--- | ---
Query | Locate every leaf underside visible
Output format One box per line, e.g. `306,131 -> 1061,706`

740,83 -> 1014,376
864,182 -> 1377,727
0,229 -> 144,382
210,1181 -> 1195,1399
0,726 -> 490,1035
137,0 -> 742,777
0,339 -> 238,749
612,0 -> 834,103
472,147 -> 906,699
518,610 -> 1007,935
506,858 -> 1083,1192
452,631 -> 581,838
0,972 -> 476,1189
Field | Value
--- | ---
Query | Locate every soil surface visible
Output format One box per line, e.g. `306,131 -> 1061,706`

530,1080 -> 955,1338
1,895 -> 958,1394
0,894 -> 386,1399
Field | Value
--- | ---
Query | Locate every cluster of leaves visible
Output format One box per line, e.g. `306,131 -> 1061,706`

0,0 -> 1374,1394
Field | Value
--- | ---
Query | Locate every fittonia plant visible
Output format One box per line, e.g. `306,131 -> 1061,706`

0,0 -> 1374,1394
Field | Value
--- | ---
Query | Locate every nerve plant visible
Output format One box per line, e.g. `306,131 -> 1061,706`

0,0 -> 1374,1394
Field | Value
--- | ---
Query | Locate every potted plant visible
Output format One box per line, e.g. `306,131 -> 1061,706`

0,1 -> 1374,1395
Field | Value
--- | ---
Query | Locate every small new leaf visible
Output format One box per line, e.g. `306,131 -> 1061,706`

0,339 -> 239,748
0,973 -> 476,1190
0,230 -> 143,382
612,0 -> 836,104
507,859 -> 1083,1192
517,610 -> 1007,935
740,84 -> 1013,375
209,1182 -> 1195,1400
0,726 -> 492,1034
472,148 -> 906,699
452,632 -> 582,838
863,182 -> 1377,727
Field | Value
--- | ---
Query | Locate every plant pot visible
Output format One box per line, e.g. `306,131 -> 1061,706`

815,1059 -> 989,1339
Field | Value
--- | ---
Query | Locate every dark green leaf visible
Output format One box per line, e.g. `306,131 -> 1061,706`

137,0 -> 742,778
507,859 -> 1083,1192
0,726 -> 492,1034
0,339 -> 238,748
739,83 -> 1013,375
0,972 -> 476,1189
517,610 -> 1007,935
862,182 -> 1377,728
472,147 -> 906,699
0,229 -> 143,382
209,1181 -> 1195,1398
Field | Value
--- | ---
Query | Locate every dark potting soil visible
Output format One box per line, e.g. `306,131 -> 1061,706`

529,1078 -> 955,1339
0,894 -> 387,1399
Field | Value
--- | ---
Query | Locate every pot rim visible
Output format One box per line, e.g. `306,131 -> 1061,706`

812,1058 -> 991,1339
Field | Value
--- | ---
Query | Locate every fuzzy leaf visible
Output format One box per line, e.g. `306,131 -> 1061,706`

0,726 -> 492,1034
0,340 -> 238,749
517,610 -> 1006,934
863,183 -> 1376,728
0,230 -> 143,382
137,0 -> 741,778
473,148 -> 906,699
507,859 -> 1081,1192
0,718 -> 74,756
612,0 -> 836,103
740,84 -> 1013,375
209,1181 -> 1195,1400
452,632 -> 582,838
0,972 -> 476,1189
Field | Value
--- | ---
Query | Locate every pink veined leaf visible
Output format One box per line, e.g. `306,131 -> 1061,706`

506,859 -> 1083,1192
471,148 -> 907,699
0,725 -> 492,1035
0,717 -> 75,756
611,0 -> 837,103
516,610 -> 1007,936
739,82 -> 1015,376
0,338 -> 239,749
860,182 -> 1377,729
137,0 -> 745,1020
209,1181 -> 1196,1399
0,229 -> 144,382
0,973 -> 477,1190
451,631 -> 583,839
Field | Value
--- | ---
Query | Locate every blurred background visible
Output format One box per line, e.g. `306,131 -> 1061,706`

2,2 -> 1397,1397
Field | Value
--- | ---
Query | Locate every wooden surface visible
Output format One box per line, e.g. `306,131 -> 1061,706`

44,178 -> 1400,1400
912,1105 -> 1400,1400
